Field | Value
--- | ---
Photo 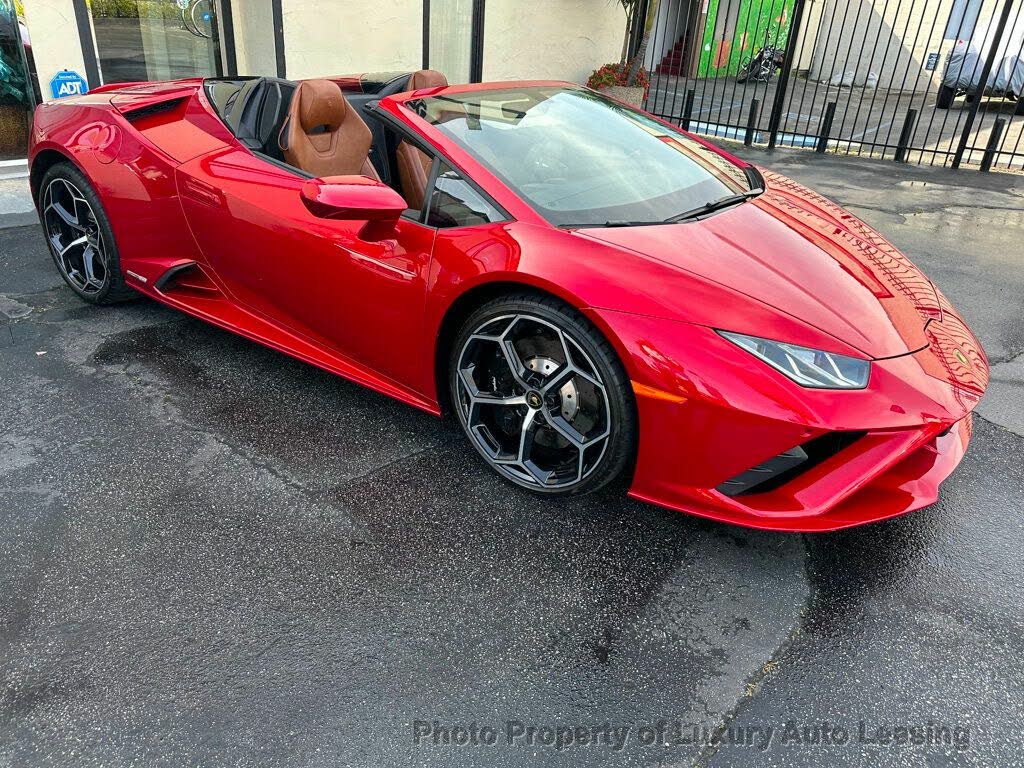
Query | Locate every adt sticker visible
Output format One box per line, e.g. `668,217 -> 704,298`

50,70 -> 88,99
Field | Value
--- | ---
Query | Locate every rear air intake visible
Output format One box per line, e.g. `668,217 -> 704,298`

717,431 -> 866,497
121,97 -> 187,124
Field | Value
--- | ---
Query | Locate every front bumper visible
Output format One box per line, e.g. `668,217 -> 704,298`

587,309 -> 988,533
630,414 -> 973,532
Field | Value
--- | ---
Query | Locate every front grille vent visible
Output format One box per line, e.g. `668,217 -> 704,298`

717,431 -> 866,497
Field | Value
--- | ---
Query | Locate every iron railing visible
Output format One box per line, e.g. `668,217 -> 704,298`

640,0 -> 1024,172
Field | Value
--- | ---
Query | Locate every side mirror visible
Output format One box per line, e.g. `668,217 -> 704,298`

300,176 -> 408,238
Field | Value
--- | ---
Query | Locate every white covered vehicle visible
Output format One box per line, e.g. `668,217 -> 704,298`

937,14 -> 1024,114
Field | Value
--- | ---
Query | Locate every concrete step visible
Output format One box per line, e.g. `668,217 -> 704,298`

0,159 -> 29,181
0,167 -> 36,229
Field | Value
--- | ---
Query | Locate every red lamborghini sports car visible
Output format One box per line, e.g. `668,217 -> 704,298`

28,70 -> 989,532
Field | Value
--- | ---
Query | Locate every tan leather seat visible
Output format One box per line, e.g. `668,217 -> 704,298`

396,70 -> 448,209
279,78 -> 379,179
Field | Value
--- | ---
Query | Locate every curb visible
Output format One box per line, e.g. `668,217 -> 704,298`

0,212 -> 39,230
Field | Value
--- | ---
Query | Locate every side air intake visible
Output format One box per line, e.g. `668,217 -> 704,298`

717,431 -> 866,497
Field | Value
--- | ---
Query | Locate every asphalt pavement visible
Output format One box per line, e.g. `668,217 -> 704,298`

1,149 -> 1023,767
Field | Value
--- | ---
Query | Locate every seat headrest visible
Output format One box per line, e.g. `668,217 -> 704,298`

296,79 -> 348,133
407,70 -> 448,91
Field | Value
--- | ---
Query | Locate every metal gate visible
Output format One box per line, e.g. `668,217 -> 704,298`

641,0 -> 1024,171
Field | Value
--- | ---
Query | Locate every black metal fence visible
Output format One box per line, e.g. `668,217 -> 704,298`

640,0 -> 1024,172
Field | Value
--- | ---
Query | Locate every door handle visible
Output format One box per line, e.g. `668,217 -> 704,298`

335,243 -> 415,281
180,176 -> 226,208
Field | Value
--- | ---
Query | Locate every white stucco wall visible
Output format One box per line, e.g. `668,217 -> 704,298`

809,0 -> 957,91
280,0 -> 422,80
23,0 -> 89,101
23,0 -> 629,96
231,0 -> 277,77
482,0 -> 627,83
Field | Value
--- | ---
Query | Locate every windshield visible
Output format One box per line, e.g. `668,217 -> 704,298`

406,86 -> 754,227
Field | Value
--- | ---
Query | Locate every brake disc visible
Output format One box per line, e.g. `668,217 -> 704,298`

525,356 -> 578,420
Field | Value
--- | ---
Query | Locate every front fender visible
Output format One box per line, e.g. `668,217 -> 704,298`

420,219 -> 865,405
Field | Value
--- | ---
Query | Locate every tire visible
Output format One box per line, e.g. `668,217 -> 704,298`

1015,95 -> 1024,116
38,162 -> 136,305
449,292 -> 636,496
737,59 -> 752,83
936,83 -> 956,109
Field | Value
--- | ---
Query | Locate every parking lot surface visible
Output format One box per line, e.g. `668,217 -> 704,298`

2,149 -> 1023,766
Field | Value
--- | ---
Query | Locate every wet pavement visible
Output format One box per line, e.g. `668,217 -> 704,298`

1,150 -> 1023,766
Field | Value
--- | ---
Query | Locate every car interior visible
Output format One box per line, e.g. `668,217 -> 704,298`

206,70 -> 455,220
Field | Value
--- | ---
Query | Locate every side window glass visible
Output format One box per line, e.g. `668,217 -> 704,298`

426,164 -> 503,228
373,122 -> 423,219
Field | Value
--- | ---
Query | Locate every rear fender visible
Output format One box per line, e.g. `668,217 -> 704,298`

30,101 -> 209,283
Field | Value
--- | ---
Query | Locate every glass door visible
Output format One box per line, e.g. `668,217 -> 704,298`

89,0 -> 227,84
428,0 -> 474,83
0,0 -> 34,160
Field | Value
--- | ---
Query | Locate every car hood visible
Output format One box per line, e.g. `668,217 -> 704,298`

577,171 -> 938,359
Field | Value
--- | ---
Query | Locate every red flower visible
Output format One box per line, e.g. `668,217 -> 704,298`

586,62 -> 651,100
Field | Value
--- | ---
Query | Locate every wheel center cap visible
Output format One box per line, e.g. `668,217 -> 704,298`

526,390 -> 543,409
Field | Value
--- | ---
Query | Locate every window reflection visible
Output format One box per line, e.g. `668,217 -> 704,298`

427,164 -> 504,228
0,0 -> 34,160
429,0 -> 473,85
90,0 -> 223,84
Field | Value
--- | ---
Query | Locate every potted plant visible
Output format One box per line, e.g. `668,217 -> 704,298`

586,0 -> 660,107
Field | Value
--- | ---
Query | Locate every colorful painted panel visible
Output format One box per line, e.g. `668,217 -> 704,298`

697,0 -> 795,77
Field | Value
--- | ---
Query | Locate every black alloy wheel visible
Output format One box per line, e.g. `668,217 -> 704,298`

450,293 -> 636,496
39,163 -> 135,304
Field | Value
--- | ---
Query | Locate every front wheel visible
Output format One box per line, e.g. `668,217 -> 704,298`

449,293 -> 636,496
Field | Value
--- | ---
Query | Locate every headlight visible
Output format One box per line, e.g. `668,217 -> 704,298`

718,331 -> 870,389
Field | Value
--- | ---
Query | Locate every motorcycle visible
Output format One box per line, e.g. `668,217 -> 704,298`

737,29 -> 786,83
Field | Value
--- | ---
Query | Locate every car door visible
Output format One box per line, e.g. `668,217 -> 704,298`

176,146 -> 435,390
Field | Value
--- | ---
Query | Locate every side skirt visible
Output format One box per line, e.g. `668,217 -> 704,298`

126,261 -> 442,417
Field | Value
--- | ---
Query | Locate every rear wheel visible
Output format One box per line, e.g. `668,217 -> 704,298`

936,83 -> 956,109
449,293 -> 636,496
38,162 -> 135,305
1015,95 -> 1024,116
736,58 -> 752,83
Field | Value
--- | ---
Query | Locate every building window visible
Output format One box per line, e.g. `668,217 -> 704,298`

426,0 -> 485,83
0,0 -> 35,161
86,0 -> 231,84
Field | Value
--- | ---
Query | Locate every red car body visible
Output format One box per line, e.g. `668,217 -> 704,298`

28,77 -> 989,532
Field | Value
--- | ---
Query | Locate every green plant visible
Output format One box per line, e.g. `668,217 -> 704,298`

618,0 -> 641,63
608,0 -> 660,90
0,51 -> 30,105
627,0 -> 660,85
